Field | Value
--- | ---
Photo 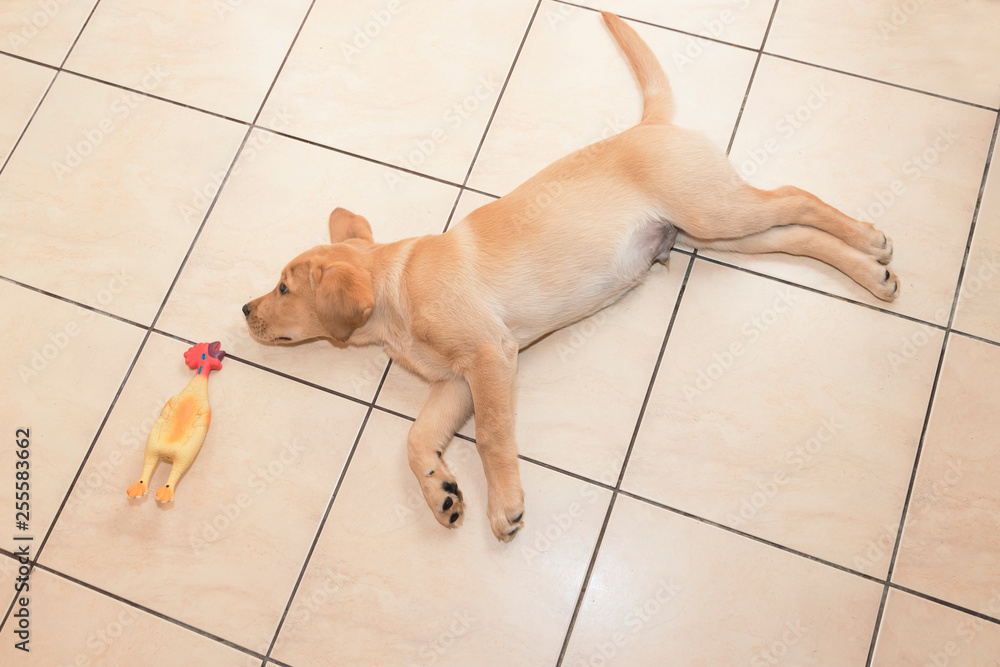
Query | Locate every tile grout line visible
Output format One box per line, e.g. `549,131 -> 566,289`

56,0 -> 103,68
555,256 -> 696,666
725,0 -> 780,157
864,108 -> 1000,665
264,125 -> 472,190
0,68 -> 58,177
148,326 -> 376,409
944,111 -> 1000,330
0,275 -> 150,329
63,68 -> 249,124
948,327 -> 1000,349
458,0 -> 542,190
553,0 -> 757,54
250,0 -> 318,126
32,330 -> 154,563
691,253 -> 953,330
864,330 -> 950,667
261,362 -> 392,663
438,0 -> 542,223
618,490 -> 886,585
148,126 -> 255,330
761,51 -> 999,113
32,562 -> 269,662
887,581 -> 1000,627
440,187 -> 466,233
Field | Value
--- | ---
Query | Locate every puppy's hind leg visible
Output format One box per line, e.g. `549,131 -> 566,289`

407,378 -> 474,529
734,186 -> 893,264
680,225 -> 900,301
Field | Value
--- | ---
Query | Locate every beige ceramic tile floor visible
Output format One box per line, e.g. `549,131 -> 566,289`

1,1 -> 998,665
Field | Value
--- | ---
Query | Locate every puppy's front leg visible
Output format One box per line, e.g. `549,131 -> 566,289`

467,342 -> 525,542
408,378 -> 474,529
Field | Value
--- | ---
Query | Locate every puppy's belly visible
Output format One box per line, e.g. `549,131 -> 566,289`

507,220 -> 672,346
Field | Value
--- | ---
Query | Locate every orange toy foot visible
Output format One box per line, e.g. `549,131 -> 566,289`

155,485 -> 174,503
126,481 -> 148,498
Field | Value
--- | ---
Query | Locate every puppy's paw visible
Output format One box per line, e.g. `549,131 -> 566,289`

422,475 -> 465,530
871,232 -> 893,265
488,488 -> 525,543
868,263 -> 900,302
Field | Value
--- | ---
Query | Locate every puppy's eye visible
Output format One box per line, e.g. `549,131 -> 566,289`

279,283 -> 288,295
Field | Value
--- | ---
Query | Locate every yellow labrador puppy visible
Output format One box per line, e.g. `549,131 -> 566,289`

243,12 -> 897,542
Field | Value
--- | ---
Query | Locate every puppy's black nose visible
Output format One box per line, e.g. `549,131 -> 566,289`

242,303 -> 251,317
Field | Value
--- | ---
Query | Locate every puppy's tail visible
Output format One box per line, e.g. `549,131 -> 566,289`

601,11 -> 674,125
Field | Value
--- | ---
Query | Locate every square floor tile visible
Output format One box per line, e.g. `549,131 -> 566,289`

260,0 -> 537,183
270,409 -> 611,667
0,568 -> 253,665
894,333 -> 1000,617
767,0 -> 1000,108
1,282 -> 144,554
0,0 -> 99,66
157,129 -> 459,401
623,260 -> 941,577
716,56 -> 995,324
572,0 -> 777,49
468,2 -> 757,196
873,588 -> 1000,667
65,0 -> 312,122
954,162 -> 1000,343
0,53 -> 53,165
40,332 -> 368,653
563,495 -> 883,666
0,72 -> 246,324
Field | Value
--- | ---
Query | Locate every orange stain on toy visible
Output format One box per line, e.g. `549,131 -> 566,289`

167,397 -> 195,443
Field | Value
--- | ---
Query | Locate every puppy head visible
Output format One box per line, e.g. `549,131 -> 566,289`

243,208 -> 376,345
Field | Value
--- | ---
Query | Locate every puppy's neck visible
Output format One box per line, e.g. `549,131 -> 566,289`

345,238 -> 417,348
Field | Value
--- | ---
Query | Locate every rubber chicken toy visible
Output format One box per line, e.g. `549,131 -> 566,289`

126,341 -> 225,503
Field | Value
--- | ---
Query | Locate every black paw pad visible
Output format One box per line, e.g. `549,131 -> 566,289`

449,512 -> 460,524
511,511 -> 523,523
442,496 -> 453,511
884,268 -> 890,281
441,481 -> 458,495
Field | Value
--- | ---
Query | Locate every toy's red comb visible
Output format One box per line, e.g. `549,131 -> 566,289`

184,341 -> 226,371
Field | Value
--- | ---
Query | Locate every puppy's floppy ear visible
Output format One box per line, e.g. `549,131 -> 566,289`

329,207 -> 374,244
314,262 -> 374,342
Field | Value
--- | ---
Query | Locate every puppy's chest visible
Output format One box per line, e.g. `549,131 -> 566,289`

384,338 -> 458,384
